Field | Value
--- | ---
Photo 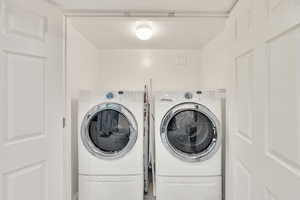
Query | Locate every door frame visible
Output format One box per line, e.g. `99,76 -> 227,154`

62,14 -> 72,200
61,11 -> 231,200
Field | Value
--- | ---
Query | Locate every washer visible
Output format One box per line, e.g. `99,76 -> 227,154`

78,91 -> 144,200
154,91 -> 224,200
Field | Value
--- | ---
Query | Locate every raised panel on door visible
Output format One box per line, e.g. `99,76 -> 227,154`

264,188 -> 277,200
235,51 -> 254,143
264,23 -> 300,199
235,0 -> 253,41
266,27 -> 300,170
3,162 -> 46,200
4,6 -> 47,41
233,159 -> 252,200
266,0 -> 300,39
0,0 -> 64,200
4,52 -> 45,144
231,49 -> 255,200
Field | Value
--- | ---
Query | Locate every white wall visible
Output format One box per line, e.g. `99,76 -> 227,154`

200,0 -> 300,199
97,50 -> 202,91
67,25 -> 101,98
66,23 -> 101,199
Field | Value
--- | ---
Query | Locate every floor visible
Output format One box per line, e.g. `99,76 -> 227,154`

145,184 -> 155,200
145,172 -> 156,200
144,195 -> 155,200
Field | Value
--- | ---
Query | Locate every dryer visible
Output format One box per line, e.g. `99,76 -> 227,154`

78,91 -> 144,200
154,91 -> 224,200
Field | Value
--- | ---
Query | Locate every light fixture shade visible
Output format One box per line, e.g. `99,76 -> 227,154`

136,24 -> 153,40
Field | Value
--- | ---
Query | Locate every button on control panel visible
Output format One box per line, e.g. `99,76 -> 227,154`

184,92 -> 193,99
106,92 -> 114,99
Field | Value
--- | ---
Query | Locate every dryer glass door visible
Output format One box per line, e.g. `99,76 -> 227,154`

89,110 -> 130,153
161,103 -> 221,162
81,103 -> 138,159
167,110 -> 214,154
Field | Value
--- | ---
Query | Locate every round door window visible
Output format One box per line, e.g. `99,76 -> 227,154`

161,103 -> 221,162
81,103 -> 138,159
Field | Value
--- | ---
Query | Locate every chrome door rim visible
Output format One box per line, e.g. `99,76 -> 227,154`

160,102 -> 221,162
81,103 -> 138,160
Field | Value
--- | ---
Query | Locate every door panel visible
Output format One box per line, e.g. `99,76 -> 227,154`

4,6 -> 47,41
5,52 -> 45,144
266,26 -> 300,171
4,162 -> 46,200
235,51 -> 253,143
263,23 -> 300,199
233,160 -> 251,200
0,0 -> 64,200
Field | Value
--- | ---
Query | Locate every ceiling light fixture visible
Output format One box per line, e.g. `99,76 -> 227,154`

135,23 -> 153,40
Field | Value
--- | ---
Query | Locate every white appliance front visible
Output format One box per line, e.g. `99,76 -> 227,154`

78,91 -> 144,175
157,176 -> 222,200
79,175 -> 143,200
155,91 -> 223,176
78,91 -> 144,200
154,91 -> 223,200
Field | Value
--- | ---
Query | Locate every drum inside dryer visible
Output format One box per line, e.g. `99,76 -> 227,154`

88,110 -> 131,153
167,110 -> 215,154
161,103 -> 221,162
81,103 -> 138,159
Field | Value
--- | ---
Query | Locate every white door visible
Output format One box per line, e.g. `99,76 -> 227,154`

231,0 -> 300,200
0,0 -> 64,200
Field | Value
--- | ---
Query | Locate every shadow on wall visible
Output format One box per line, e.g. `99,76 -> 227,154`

71,99 -> 79,199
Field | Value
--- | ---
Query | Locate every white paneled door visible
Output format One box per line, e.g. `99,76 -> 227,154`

0,0 -> 64,200
231,0 -> 300,200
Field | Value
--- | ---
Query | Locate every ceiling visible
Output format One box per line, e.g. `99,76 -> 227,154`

69,17 -> 226,49
53,0 -> 237,13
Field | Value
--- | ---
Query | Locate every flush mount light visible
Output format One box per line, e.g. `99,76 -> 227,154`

135,23 -> 153,40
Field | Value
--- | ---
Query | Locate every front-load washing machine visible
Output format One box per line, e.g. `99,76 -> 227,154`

78,91 -> 144,200
154,91 -> 224,200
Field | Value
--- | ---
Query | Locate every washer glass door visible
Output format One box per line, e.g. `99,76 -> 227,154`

81,103 -> 138,159
161,103 -> 221,162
